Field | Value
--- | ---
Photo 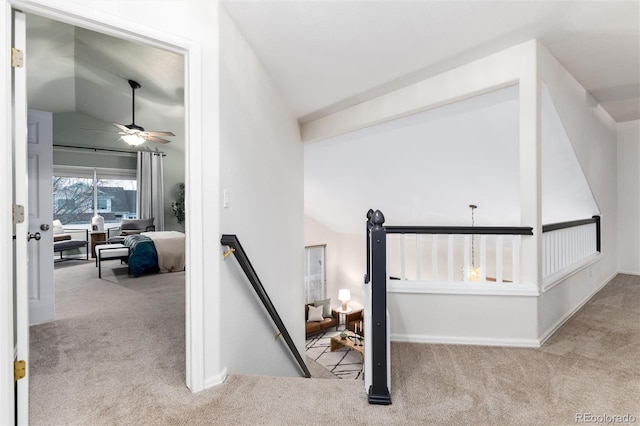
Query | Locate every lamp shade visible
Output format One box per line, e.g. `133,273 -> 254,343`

338,289 -> 351,302
338,288 -> 351,311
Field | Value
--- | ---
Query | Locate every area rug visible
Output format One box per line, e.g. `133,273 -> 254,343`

305,330 -> 363,380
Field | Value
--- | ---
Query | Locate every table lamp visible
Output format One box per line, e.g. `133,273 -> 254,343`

338,288 -> 351,311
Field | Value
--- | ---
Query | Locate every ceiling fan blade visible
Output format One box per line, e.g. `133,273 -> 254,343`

145,135 -> 171,144
112,122 -> 131,132
145,131 -> 175,136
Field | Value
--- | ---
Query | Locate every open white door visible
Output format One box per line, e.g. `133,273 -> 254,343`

27,110 -> 54,325
13,9 -> 30,425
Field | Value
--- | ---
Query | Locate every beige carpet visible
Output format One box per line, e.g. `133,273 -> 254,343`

30,265 -> 639,425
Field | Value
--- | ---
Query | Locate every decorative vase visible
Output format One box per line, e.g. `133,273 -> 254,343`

340,332 -> 347,340
91,214 -> 104,232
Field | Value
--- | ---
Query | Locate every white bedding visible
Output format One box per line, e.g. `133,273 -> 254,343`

142,231 -> 186,273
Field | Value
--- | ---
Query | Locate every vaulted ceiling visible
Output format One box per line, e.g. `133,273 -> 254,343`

26,14 -> 185,148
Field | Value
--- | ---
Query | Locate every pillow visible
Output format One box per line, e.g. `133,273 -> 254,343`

307,305 -> 324,322
313,298 -> 331,318
52,220 -> 65,235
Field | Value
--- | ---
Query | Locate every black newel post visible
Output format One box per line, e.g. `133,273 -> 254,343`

364,209 -> 374,284
368,209 -> 392,405
593,215 -> 601,253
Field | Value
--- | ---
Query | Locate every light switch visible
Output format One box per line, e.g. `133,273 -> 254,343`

223,189 -> 230,208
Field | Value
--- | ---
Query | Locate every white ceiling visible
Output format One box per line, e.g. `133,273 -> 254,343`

223,0 -> 639,123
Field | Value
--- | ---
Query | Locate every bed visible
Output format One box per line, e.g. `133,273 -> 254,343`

124,231 -> 185,277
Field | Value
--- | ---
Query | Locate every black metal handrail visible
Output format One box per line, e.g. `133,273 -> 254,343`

542,215 -> 599,232
220,234 -> 311,378
385,225 -> 533,235
542,215 -> 601,252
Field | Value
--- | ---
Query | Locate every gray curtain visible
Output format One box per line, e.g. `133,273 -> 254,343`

136,151 -> 164,231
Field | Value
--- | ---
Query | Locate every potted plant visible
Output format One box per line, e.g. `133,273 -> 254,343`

172,183 -> 185,224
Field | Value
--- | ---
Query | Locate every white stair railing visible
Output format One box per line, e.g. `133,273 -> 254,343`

542,217 -> 600,287
387,231 -> 528,285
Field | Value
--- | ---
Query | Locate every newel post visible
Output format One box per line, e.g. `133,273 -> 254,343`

368,209 -> 391,405
593,215 -> 601,253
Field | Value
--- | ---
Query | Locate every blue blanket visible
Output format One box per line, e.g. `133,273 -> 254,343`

124,235 -> 159,277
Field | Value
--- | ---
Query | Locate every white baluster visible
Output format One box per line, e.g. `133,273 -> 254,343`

512,235 -> 520,284
432,235 -> 438,281
416,235 -> 422,281
400,234 -> 406,281
447,234 -> 454,282
463,235 -> 470,282
480,235 -> 487,282
496,235 -> 503,284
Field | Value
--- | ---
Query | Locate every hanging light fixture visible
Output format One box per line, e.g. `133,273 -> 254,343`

469,204 -> 481,282
121,133 -> 146,146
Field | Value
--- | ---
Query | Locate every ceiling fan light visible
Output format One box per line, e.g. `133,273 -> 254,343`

122,134 -> 146,146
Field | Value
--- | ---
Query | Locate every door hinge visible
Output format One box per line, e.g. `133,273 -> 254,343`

13,205 -> 25,224
11,48 -> 24,68
14,360 -> 26,381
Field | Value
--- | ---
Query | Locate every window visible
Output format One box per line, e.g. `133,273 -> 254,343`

53,166 -> 136,229
97,198 -> 111,212
304,245 -> 326,304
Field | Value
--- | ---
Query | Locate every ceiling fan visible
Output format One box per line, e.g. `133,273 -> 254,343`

85,79 -> 175,146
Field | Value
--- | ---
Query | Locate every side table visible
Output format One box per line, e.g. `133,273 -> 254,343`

90,231 -> 107,258
335,307 -> 352,330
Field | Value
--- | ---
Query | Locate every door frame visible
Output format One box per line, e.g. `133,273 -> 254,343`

0,1 -> 206,422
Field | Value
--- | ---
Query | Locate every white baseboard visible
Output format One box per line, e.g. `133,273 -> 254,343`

391,333 -> 541,348
618,270 -> 640,276
537,271 -> 617,346
204,367 -> 228,389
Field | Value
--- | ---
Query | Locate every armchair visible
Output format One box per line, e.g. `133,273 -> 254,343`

345,308 -> 364,336
107,218 -> 155,240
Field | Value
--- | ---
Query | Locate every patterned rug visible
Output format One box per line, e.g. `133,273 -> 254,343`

305,330 -> 364,380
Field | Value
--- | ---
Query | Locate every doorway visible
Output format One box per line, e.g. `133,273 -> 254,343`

27,10 -> 187,415
4,3 -> 206,422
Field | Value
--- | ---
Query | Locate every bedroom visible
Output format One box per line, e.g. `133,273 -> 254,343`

24,11 -> 188,411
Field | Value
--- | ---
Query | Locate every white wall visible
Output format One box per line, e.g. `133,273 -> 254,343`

537,44 -> 618,341
52,112 -> 137,170
219,9 -> 304,377
617,120 -> 640,274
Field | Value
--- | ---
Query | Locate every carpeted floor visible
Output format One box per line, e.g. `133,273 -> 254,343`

30,264 -> 639,425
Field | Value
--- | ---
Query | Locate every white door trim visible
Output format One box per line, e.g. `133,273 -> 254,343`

0,4 -> 13,422
0,3 -> 206,422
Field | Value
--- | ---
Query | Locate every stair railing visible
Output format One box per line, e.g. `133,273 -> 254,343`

542,215 -> 601,287
221,234 -> 311,378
